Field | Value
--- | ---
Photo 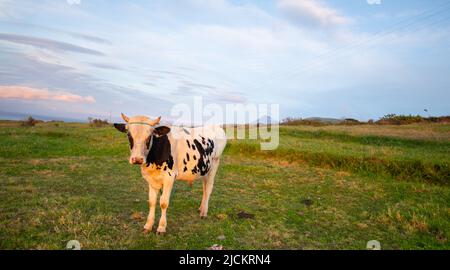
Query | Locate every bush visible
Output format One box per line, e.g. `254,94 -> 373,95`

89,118 -> 109,127
376,114 -> 424,125
281,114 -> 450,126
427,116 -> 450,123
339,118 -> 362,126
281,117 -> 326,126
21,116 -> 40,127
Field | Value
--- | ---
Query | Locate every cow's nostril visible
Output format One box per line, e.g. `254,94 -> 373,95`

131,157 -> 144,164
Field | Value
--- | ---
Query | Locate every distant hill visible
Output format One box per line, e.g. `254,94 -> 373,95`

0,110 -> 110,123
0,111 -> 83,122
304,117 -> 343,124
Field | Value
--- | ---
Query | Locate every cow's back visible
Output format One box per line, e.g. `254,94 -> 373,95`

169,126 -> 226,181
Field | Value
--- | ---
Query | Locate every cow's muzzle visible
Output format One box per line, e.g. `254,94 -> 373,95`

130,157 -> 144,165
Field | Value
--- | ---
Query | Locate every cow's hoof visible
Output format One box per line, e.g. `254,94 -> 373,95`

156,227 -> 166,235
143,228 -> 152,235
200,215 -> 207,219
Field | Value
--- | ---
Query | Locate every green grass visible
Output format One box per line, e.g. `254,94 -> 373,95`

0,121 -> 449,250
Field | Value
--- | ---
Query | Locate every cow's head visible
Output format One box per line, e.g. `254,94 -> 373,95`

114,113 -> 170,165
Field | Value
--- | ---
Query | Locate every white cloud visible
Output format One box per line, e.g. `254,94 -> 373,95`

277,0 -> 350,27
0,85 -> 96,103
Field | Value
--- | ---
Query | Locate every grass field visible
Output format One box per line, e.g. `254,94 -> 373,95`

0,121 -> 449,250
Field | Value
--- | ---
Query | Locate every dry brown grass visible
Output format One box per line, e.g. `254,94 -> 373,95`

284,123 -> 450,141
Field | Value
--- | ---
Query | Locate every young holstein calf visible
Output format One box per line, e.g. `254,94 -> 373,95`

114,114 -> 227,234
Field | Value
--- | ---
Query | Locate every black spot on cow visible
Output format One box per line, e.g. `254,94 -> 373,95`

146,133 -> 173,170
153,126 -> 171,137
193,155 -> 197,160
127,133 -> 134,149
192,144 -> 196,150
163,166 -> 167,171
183,159 -> 187,165
167,155 -> 174,170
186,153 -> 190,161
208,139 -> 215,149
204,139 -> 214,156
145,135 -> 151,149
191,166 -> 198,174
186,140 -> 191,148
193,138 -> 214,176
183,167 -> 188,172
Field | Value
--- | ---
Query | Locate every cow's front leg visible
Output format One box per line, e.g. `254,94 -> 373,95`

144,185 -> 158,234
157,177 -> 174,235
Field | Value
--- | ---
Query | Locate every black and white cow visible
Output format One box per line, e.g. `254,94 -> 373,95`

114,113 -> 227,234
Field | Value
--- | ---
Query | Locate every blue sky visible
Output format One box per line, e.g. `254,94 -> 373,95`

0,0 -> 449,122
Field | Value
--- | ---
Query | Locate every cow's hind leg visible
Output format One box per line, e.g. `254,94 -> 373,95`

144,185 -> 158,233
199,158 -> 220,218
157,176 -> 175,234
198,178 -> 207,213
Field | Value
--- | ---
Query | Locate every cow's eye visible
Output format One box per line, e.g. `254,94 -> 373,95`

127,133 -> 134,149
145,136 -> 152,149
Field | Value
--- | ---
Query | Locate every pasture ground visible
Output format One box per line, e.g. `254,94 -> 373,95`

0,121 -> 449,249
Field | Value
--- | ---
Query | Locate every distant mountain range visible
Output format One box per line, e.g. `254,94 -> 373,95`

0,111 -> 91,123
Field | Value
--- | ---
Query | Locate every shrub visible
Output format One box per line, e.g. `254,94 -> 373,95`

281,117 -> 326,126
21,116 -> 40,127
427,116 -> 450,123
89,118 -> 109,127
376,114 -> 424,125
339,118 -> 362,126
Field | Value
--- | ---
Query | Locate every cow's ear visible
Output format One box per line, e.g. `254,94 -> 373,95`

153,126 -> 170,137
114,123 -> 127,133
121,113 -> 130,123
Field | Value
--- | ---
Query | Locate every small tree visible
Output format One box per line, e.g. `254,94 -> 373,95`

89,118 -> 109,127
21,116 -> 38,127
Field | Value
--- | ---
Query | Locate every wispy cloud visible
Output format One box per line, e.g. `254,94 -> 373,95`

171,80 -> 246,103
89,62 -> 122,70
277,0 -> 350,27
0,85 -> 96,103
0,33 -> 105,56
6,22 -> 113,45
180,80 -> 216,90
213,91 -> 247,103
